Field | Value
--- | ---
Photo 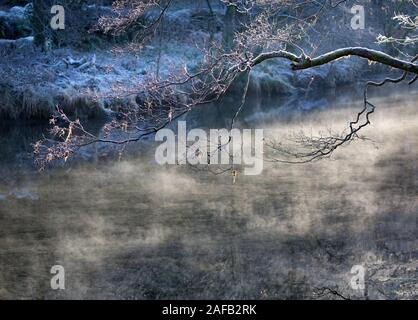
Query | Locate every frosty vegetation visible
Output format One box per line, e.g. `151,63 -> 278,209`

1,0 -> 418,168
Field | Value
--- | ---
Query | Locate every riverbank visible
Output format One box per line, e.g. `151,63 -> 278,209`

0,2 -> 390,120
0,36 -> 384,120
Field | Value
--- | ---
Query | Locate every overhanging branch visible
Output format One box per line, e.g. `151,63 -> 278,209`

252,47 -> 418,74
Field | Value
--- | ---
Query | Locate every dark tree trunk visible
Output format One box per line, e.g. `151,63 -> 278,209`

32,0 -> 53,48
222,5 -> 236,52
31,0 -> 84,49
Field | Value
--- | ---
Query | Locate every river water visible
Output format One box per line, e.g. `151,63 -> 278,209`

0,85 -> 417,299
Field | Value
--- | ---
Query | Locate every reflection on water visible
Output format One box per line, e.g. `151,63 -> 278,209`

0,85 -> 417,299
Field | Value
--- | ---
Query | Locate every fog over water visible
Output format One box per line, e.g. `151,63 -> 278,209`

0,85 -> 417,299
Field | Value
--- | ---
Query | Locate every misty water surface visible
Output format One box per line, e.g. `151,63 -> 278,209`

0,85 -> 417,299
